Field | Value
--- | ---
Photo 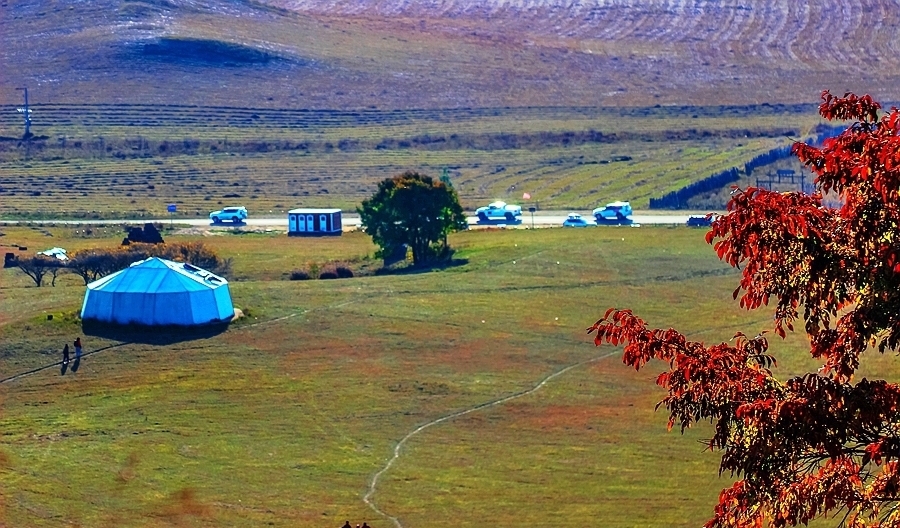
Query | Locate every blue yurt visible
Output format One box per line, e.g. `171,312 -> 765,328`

80,257 -> 234,326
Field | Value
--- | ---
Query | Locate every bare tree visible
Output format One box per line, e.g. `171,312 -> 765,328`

16,255 -> 63,287
48,263 -> 64,286
68,249 -> 113,285
68,242 -> 232,285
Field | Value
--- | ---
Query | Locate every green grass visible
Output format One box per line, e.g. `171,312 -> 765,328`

0,224 -> 854,527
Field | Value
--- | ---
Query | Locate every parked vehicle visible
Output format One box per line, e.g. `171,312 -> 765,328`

562,213 -> 594,227
687,214 -> 715,227
38,247 -> 68,261
593,201 -> 633,225
476,201 -> 522,223
210,206 -> 248,224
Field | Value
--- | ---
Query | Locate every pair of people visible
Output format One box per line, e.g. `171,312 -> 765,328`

341,522 -> 371,528
61,337 -> 83,376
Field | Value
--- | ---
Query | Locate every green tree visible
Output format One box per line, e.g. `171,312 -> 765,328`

358,171 -> 467,266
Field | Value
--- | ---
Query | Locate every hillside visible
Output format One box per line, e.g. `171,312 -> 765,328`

3,0 -> 899,109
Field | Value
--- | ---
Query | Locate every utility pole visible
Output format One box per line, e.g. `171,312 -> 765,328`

16,87 -> 33,139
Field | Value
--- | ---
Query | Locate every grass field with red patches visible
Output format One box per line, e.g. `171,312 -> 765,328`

0,223 -> 845,527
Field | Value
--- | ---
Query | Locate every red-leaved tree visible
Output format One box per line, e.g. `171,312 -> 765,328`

589,92 -> 900,528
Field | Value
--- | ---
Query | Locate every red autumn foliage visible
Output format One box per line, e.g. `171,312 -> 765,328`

589,91 -> 900,528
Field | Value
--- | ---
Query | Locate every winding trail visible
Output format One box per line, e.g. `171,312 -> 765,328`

362,349 -> 621,528
238,300 -> 357,330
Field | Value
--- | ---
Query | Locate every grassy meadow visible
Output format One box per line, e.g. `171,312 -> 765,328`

0,223 -> 857,527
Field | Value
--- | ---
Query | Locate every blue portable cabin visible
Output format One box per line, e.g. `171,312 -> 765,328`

288,208 -> 342,236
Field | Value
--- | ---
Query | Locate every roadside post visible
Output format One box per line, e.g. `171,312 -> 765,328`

521,192 -> 534,229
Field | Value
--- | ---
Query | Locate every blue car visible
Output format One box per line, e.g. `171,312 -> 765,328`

686,214 -> 715,227
562,213 -> 594,227
593,201 -> 633,225
210,206 -> 248,224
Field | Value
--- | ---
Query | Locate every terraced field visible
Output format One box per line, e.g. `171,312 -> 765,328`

278,0 -> 900,75
5,0 -> 900,112
263,0 -> 900,106
0,103 -> 822,218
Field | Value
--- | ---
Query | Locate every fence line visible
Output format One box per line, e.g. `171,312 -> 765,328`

648,125 -> 845,209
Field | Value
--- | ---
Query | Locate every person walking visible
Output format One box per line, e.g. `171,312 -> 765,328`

60,344 -> 70,375
341,522 -> 352,528
74,337 -> 83,359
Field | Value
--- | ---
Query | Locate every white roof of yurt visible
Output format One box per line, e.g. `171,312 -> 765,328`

80,257 -> 234,326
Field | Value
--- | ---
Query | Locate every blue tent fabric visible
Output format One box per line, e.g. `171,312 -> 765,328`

80,257 -> 234,326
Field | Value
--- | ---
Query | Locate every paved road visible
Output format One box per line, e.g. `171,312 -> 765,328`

2,211 -> 708,229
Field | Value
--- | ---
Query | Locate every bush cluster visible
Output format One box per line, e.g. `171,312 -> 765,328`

289,269 -> 310,281
288,262 -> 354,281
70,241 -> 231,284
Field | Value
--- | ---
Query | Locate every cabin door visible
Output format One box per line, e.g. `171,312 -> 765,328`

305,215 -> 314,232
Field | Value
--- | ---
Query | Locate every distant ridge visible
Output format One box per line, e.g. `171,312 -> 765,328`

3,0 -> 900,108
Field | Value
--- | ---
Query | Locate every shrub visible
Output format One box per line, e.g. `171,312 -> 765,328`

158,241 -> 232,277
289,269 -> 310,280
124,223 -> 164,244
318,271 -> 338,280
335,266 -> 354,278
